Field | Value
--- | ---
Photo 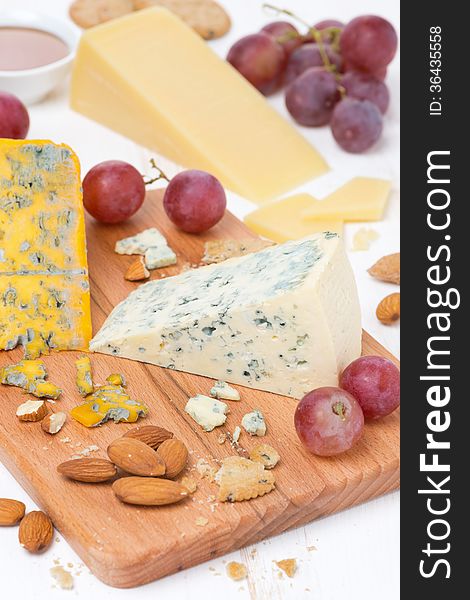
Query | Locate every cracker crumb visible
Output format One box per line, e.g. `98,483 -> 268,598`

226,561 -> 247,581
275,558 -> 297,578
307,545 -> 317,552
202,238 -> 274,264
71,444 -> 100,459
195,516 -> 209,527
50,566 -> 74,590
196,458 -> 217,482
181,476 -> 197,494
217,433 -> 226,445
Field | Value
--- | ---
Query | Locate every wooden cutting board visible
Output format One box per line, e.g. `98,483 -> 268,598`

0,191 -> 399,588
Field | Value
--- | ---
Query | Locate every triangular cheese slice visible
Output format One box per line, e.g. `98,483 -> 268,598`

70,7 -> 328,204
90,234 -> 361,398
301,177 -> 391,222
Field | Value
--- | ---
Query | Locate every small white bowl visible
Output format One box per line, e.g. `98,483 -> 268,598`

0,10 -> 80,105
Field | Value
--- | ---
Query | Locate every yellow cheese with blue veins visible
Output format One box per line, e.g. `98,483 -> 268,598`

0,359 -> 62,399
0,139 -> 91,356
75,355 -> 94,396
70,384 -> 148,427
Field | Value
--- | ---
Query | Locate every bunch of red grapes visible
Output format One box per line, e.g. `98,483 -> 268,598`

227,15 -> 397,153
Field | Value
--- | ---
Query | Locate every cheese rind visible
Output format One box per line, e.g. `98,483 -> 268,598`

301,177 -> 391,222
244,194 -> 343,243
70,8 -> 328,203
90,234 -> 361,399
0,140 -> 91,355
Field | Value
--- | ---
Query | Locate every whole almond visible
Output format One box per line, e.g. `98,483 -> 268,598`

107,437 -> 165,476
123,425 -> 173,450
376,292 -> 400,325
112,477 -> 189,506
18,511 -> 53,553
0,498 -> 26,526
368,253 -> 400,284
57,458 -> 117,483
156,438 -> 188,479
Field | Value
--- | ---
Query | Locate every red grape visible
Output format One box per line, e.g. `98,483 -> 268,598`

284,43 -> 342,86
313,19 -> 344,43
340,356 -> 400,419
294,387 -> 364,456
227,33 -> 287,95
285,67 -> 340,127
340,15 -> 398,73
344,59 -> 387,81
82,160 -> 145,224
0,91 -> 29,139
330,98 -> 383,153
261,21 -> 302,56
342,71 -> 390,114
163,170 -> 226,234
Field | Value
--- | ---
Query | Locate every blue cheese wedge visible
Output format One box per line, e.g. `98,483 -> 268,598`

185,394 -> 228,431
241,410 -> 266,436
115,227 -> 177,270
90,234 -> 361,399
210,380 -> 240,401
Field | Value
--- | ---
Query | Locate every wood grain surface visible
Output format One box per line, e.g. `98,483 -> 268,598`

0,191 -> 399,588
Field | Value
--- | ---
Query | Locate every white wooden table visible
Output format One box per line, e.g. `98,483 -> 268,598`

0,0 -> 400,597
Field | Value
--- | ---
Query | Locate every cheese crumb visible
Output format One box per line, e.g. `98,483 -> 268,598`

275,558 -> 297,578
226,561 -> 247,581
352,227 -> 380,251
50,566 -> 74,590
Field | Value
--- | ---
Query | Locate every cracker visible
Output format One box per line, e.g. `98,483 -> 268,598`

249,444 -> 280,469
202,238 -> 274,264
215,456 -> 275,502
134,0 -> 231,39
70,0 -> 134,29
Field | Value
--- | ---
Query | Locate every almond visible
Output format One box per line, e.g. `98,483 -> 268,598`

16,399 -> 48,422
376,292 -> 400,325
107,437 -> 165,476
41,412 -> 67,435
57,458 -> 117,483
112,477 -> 189,506
125,256 -> 150,281
123,425 -> 173,450
368,253 -> 400,284
0,498 -> 26,526
156,438 -> 188,479
18,510 -> 54,553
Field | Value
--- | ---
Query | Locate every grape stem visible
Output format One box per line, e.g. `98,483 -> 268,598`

262,4 -> 340,74
332,401 -> 347,421
262,3 -> 311,29
143,158 -> 171,185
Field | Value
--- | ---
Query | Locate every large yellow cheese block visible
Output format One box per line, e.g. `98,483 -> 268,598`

301,177 -> 391,222
0,139 -> 92,357
244,194 -> 343,243
70,7 -> 328,204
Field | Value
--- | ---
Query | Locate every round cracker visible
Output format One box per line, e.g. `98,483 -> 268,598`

134,0 -> 231,39
70,0 -> 134,29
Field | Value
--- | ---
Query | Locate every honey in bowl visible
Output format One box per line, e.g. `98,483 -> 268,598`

0,27 -> 69,71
